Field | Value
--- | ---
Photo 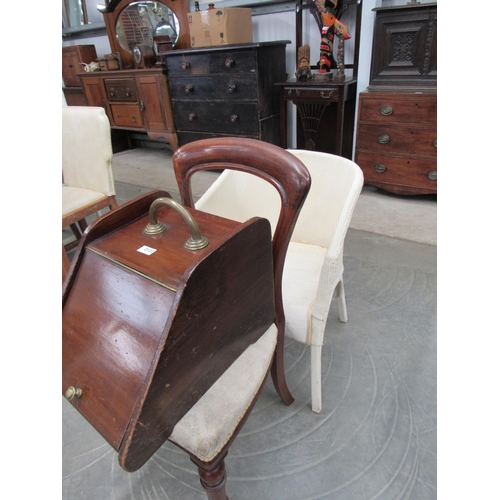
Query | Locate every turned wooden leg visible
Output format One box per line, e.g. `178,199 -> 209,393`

196,459 -> 229,500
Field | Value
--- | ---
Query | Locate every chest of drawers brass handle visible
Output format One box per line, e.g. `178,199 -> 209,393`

378,134 -> 390,144
125,88 -> 131,97
227,83 -> 236,93
374,164 -> 386,173
433,139 -> 437,148
185,85 -> 194,93
230,114 -> 239,123
427,170 -> 437,180
189,113 -> 196,121
380,105 -> 393,116
65,386 -> 82,401
181,61 -> 191,70
225,58 -> 235,67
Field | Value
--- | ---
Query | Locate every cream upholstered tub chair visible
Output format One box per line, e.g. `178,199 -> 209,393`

195,149 -> 363,413
171,137 -> 310,500
62,106 -> 118,281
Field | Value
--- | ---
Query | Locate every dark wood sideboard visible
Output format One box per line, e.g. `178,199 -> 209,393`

161,41 -> 290,147
354,2 -> 437,195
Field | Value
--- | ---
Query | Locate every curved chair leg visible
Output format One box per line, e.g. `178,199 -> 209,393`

311,344 -> 323,413
270,328 -> 294,406
337,279 -> 348,323
194,458 -> 229,500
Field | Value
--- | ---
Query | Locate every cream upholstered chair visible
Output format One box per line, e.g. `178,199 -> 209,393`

195,149 -> 363,413
171,137 -> 310,500
62,106 -> 118,282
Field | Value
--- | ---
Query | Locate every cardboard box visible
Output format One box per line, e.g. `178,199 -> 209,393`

188,8 -> 253,48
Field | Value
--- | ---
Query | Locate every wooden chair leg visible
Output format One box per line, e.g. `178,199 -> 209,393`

270,325 -> 294,406
63,244 -> 71,284
195,459 -> 229,500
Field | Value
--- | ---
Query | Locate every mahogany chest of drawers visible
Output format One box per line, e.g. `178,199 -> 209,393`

355,91 -> 436,195
80,68 -> 178,150
161,41 -> 289,146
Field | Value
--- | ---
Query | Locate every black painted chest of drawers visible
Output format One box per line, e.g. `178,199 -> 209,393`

161,41 -> 290,146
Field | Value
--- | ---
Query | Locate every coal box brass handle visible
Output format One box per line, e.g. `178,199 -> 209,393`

378,134 -> 390,144
144,197 -> 209,251
65,386 -> 82,401
380,105 -> 393,116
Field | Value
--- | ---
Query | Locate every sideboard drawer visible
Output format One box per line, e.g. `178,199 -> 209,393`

105,78 -> 138,102
359,96 -> 437,124
357,124 -> 437,156
111,104 -> 144,127
284,87 -> 340,102
356,152 -> 437,191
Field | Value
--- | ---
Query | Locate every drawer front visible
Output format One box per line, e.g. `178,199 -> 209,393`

356,151 -> 437,190
357,124 -> 437,156
359,96 -> 436,124
105,78 -> 138,102
169,75 -> 257,100
165,54 -> 209,77
208,50 -> 256,73
111,104 -> 144,127
173,101 -> 259,135
284,87 -> 339,102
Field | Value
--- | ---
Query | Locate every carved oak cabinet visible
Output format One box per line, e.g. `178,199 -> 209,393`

355,3 -> 437,195
161,41 -> 289,147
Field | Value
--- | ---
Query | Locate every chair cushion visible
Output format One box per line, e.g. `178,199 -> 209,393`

62,186 -> 108,216
169,324 -> 278,462
283,242 -> 327,345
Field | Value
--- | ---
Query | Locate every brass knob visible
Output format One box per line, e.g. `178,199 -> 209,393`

181,61 -> 191,70
374,164 -> 386,173
378,134 -> 390,144
188,113 -> 196,121
126,88 -> 131,96
380,105 -> 394,116
433,139 -> 437,148
65,386 -> 82,401
230,114 -> 238,123
185,85 -> 194,93
132,115 -> 136,122
427,170 -> 437,180
227,83 -> 236,93
110,88 -> 115,96
225,58 -> 234,67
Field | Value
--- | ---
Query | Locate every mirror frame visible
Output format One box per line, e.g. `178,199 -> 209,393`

98,0 -> 190,68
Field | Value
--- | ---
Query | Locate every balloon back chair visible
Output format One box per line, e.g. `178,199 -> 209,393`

170,137 -> 310,499
62,106 -> 118,282
195,148 -> 363,413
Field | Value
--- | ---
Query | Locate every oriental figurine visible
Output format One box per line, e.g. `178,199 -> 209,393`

314,0 -> 350,81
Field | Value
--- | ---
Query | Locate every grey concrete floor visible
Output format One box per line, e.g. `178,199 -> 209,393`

63,147 -> 437,499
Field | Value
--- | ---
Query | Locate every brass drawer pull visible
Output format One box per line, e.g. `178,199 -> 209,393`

181,61 -> 191,70
132,115 -> 136,123
378,134 -> 390,144
65,386 -> 82,401
188,113 -> 196,121
433,139 -> 437,148
427,170 -> 437,180
374,164 -> 386,173
380,105 -> 394,116
227,83 -> 236,93
110,88 -> 115,97
225,58 -> 235,67
230,114 -> 238,123
185,85 -> 194,93
125,88 -> 131,97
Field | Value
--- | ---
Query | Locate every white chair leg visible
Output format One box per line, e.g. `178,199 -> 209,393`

311,344 -> 322,413
337,278 -> 348,323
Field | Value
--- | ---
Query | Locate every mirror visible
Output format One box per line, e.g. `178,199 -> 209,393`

116,1 -> 179,52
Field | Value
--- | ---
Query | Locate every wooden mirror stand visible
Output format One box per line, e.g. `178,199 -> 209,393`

98,0 -> 190,68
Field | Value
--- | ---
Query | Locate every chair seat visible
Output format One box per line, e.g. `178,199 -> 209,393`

283,242 -> 327,345
62,186 -> 109,216
169,324 -> 278,462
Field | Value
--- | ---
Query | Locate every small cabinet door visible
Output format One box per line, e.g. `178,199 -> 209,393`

81,77 -> 113,124
136,74 -> 174,132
